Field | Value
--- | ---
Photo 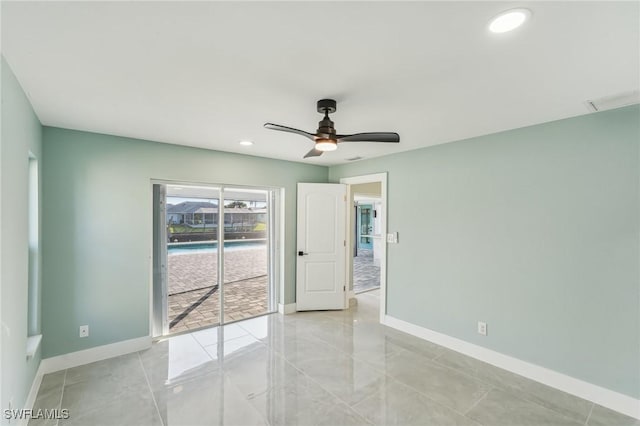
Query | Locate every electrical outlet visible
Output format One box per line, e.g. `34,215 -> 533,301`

477,321 -> 487,336
386,232 -> 399,243
79,325 -> 89,338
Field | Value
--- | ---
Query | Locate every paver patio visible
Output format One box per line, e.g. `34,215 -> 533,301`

167,247 -> 270,333
168,246 -> 267,294
168,276 -> 269,333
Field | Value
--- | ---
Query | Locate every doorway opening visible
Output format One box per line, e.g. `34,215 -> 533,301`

152,182 -> 278,337
340,173 -> 388,322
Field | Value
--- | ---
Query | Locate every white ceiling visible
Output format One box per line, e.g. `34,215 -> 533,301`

2,1 -> 638,166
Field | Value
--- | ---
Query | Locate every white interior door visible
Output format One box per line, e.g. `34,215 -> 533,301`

296,183 -> 347,311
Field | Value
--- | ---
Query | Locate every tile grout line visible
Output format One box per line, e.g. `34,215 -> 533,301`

513,389 -> 590,425
431,349 -> 446,362
223,373 -> 272,426
428,352 -> 592,424
292,315 -> 371,356
234,323 -> 275,351
137,352 -> 165,426
463,387 -> 493,416
375,366 -> 488,421
351,346 -> 407,368
584,402 -> 595,425
430,356 -> 497,387
189,329 -> 220,358
191,324 -> 268,356
55,369 -> 67,426
276,352 -> 374,425
218,358 -> 272,425
357,371 -> 482,424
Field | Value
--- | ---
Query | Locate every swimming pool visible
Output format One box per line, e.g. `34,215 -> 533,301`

167,240 -> 266,255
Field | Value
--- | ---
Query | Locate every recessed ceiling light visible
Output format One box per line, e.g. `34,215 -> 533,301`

488,8 -> 531,33
239,140 -> 253,146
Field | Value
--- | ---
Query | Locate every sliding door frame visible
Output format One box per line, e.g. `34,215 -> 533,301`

151,184 -> 169,336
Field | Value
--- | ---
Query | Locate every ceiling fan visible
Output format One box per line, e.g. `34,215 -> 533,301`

264,99 -> 400,158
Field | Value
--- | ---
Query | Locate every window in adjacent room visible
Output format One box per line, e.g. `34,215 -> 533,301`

26,153 -> 41,358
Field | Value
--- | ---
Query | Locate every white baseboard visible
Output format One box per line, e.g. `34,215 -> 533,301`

278,303 -> 296,314
20,363 -> 46,426
39,336 -> 152,374
383,315 -> 640,420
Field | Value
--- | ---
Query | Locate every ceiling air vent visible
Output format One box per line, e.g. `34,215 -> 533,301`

585,90 -> 639,112
346,156 -> 364,161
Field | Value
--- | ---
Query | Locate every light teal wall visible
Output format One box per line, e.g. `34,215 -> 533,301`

329,105 -> 640,399
1,58 -> 43,419
41,127 -> 327,358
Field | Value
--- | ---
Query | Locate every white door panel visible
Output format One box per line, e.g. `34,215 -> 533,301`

305,262 -> 336,292
305,192 -> 338,253
296,183 -> 346,311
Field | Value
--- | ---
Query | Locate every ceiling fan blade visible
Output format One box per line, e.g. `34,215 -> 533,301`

303,148 -> 324,158
264,123 -> 316,141
337,132 -> 400,143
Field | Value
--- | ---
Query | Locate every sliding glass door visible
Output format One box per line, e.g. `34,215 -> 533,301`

222,188 -> 272,323
152,183 -> 277,336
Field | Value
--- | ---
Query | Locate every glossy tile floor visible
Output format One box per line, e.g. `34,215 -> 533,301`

31,291 -> 638,426
353,249 -> 380,294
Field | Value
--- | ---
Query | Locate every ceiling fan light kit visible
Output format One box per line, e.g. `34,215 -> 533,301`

315,139 -> 338,151
264,99 -> 400,158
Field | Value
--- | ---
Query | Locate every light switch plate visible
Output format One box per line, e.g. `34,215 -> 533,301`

386,232 -> 398,243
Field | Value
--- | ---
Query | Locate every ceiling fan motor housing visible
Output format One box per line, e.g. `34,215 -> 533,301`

316,99 -> 337,139
316,99 -> 337,114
